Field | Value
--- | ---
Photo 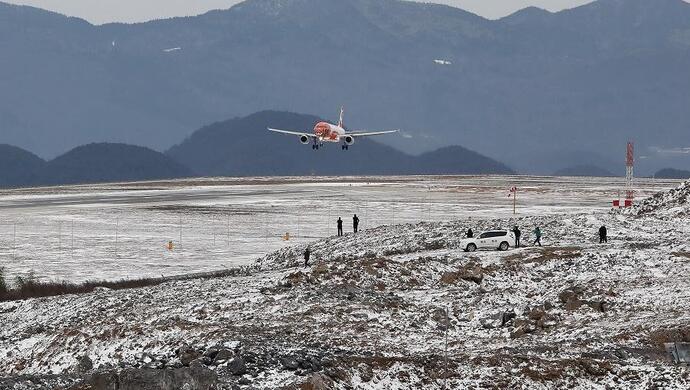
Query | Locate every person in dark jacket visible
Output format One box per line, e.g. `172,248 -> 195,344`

304,247 -> 311,267
512,226 -> 521,248
353,214 -> 360,233
337,217 -> 343,236
466,228 -> 474,238
533,226 -> 542,246
599,226 -> 608,243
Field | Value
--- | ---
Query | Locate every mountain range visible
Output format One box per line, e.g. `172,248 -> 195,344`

0,111 -> 514,188
167,111 -> 513,176
0,143 -> 192,187
1,0 -> 690,175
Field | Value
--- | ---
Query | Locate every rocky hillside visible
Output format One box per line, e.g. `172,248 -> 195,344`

1,194 -> 689,388
635,179 -> 690,218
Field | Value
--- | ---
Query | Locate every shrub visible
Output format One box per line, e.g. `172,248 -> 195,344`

0,267 -> 8,297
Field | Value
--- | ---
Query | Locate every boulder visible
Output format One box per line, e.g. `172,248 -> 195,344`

178,347 -> 201,367
213,349 -> 234,365
281,356 -> 300,371
228,356 -> 247,376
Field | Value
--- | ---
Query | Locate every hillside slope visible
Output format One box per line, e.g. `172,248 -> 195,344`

166,111 -> 513,176
1,194 -> 689,388
40,143 -> 193,185
0,144 -> 46,187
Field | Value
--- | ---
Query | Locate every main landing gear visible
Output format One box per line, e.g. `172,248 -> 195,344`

341,144 -> 349,151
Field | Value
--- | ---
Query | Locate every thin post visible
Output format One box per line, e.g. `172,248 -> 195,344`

115,216 -> 119,259
443,306 -> 449,389
513,187 -> 517,215
58,221 -> 62,255
13,222 -> 16,260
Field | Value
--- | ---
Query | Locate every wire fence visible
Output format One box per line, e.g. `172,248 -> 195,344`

0,196 -> 449,283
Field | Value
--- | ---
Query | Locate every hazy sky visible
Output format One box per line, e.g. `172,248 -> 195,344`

5,0 -> 599,24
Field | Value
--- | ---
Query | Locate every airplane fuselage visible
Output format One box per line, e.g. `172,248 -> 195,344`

314,122 -> 346,142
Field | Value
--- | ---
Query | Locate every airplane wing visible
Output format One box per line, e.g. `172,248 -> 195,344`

267,128 -> 317,138
347,130 -> 399,137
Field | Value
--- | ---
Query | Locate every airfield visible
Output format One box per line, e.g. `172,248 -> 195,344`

0,175 -> 680,283
2,175 -> 690,388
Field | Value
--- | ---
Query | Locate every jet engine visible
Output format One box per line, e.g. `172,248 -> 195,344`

300,135 -> 310,144
344,136 -> 354,146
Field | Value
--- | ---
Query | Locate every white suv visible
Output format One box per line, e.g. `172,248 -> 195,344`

460,230 -> 515,252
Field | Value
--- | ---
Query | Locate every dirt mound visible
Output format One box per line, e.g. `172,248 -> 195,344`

635,180 -> 690,218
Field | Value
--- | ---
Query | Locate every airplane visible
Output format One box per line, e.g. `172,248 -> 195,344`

268,107 -> 398,150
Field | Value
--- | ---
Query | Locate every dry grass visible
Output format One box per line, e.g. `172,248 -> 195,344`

0,269 -> 240,303
671,252 -> 690,259
648,327 -> 690,347
504,247 -> 582,265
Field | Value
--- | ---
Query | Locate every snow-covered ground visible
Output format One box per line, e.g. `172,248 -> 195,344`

0,176 -> 680,283
1,176 -> 689,389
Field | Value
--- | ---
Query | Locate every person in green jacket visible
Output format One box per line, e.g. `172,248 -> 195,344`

533,226 -> 542,246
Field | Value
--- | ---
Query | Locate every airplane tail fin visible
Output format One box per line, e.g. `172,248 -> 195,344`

338,106 -> 345,128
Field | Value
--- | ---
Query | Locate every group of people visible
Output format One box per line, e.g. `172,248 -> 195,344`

336,214 -> 359,236
305,214 -> 360,266
465,225 -> 542,248
465,225 -> 608,248
303,218 -> 611,267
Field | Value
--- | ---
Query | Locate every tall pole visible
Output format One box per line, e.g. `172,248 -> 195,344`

58,221 -> 62,257
626,142 -> 635,204
13,222 -> 16,261
513,187 -> 517,215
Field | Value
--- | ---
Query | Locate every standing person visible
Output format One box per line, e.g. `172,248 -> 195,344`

337,217 -> 343,236
533,226 -> 542,246
353,214 -> 360,233
599,226 -> 608,243
466,228 -> 474,238
512,226 -> 521,248
303,247 -> 311,267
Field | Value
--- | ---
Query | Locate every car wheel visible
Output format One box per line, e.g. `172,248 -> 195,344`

466,243 -> 477,252
499,241 -> 509,251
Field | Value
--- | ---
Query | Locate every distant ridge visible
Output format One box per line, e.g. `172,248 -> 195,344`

553,165 -> 616,178
166,111 -> 514,177
0,143 -> 192,188
654,168 -> 690,179
0,144 -> 46,187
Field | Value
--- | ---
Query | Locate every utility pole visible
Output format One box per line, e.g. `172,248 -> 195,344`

510,186 -> 517,214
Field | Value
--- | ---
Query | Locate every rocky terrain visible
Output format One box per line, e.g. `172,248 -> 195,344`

1,182 -> 690,389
